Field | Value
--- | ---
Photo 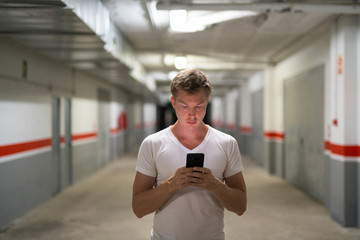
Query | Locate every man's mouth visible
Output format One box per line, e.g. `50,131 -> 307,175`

187,120 -> 196,124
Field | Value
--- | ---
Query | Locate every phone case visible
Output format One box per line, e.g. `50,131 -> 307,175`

186,153 -> 204,168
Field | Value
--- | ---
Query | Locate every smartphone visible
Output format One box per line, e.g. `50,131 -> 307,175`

186,153 -> 204,168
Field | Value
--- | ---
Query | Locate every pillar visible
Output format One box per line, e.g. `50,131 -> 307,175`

326,15 -> 359,227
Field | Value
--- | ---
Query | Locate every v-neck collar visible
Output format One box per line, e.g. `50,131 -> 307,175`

167,125 -> 211,152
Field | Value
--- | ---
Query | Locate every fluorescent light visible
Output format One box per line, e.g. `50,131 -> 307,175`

170,10 -> 206,32
163,54 -> 188,69
169,10 -> 258,33
170,10 -> 187,30
164,54 -> 175,66
193,11 -> 258,26
174,56 -> 187,69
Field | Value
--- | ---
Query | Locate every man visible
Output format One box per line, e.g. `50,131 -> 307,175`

132,69 -> 246,240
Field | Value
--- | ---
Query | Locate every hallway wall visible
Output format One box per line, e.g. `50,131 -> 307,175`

325,15 -> 360,227
0,36 -> 157,229
217,15 -> 359,227
264,15 -> 359,227
284,65 -> 325,203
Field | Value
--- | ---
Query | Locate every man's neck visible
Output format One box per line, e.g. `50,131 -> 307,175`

171,121 -> 208,140
170,121 -> 208,150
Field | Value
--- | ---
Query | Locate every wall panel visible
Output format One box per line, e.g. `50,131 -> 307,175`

248,90 -> 264,165
284,65 -> 325,202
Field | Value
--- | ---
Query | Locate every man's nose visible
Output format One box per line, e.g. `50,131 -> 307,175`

188,108 -> 196,116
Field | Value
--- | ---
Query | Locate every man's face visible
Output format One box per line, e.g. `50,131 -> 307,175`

171,88 -> 209,129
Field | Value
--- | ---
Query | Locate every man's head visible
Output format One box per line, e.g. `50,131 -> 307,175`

170,69 -> 212,100
170,69 -> 212,129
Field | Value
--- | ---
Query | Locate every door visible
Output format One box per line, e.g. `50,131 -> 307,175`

284,65 -> 325,202
97,89 -> 110,167
63,98 -> 72,186
51,96 -> 61,195
52,97 -> 73,194
249,90 -> 264,165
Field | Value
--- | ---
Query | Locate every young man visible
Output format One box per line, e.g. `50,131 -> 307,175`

132,69 -> 246,240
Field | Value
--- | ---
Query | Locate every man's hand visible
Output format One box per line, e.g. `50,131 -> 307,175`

187,167 -> 247,216
187,167 -> 222,191
166,167 -> 194,191
133,166 -> 196,218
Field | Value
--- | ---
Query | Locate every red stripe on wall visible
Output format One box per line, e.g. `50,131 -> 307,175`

110,128 -> 119,134
264,131 -> 285,140
110,128 -> 126,134
0,138 -> 51,157
325,141 -> 360,157
0,132 -> 98,157
227,123 -> 236,130
240,126 -> 252,133
71,132 -> 97,141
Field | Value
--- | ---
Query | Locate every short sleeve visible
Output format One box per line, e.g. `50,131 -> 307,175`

224,137 -> 244,178
136,137 -> 157,177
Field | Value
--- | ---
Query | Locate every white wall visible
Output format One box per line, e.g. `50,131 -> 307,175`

264,29 -> 331,135
225,89 -> 238,130
0,35 -> 136,163
144,103 -> 157,128
358,16 -> 360,146
248,71 -> 264,93
332,16 -> 358,145
326,15 -> 359,161
211,97 -> 225,128
240,83 -> 251,132
133,101 -> 142,129
0,78 -> 51,145
72,98 -> 98,135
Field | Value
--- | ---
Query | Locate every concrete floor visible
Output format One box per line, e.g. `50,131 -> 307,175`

0,151 -> 359,240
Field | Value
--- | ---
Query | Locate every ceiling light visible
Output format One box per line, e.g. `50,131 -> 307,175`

170,10 -> 187,31
174,56 -> 187,69
164,54 -> 175,66
195,11 -> 258,26
169,10 -> 206,32
169,10 -> 258,33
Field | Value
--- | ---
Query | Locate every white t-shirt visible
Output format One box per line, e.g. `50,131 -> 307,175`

136,126 -> 244,240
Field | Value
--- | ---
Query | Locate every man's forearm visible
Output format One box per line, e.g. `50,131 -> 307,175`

212,181 -> 247,215
132,180 -> 174,218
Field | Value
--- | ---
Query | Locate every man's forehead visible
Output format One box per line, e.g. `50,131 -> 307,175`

177,88 -> 207,96
177,98 -> 207,104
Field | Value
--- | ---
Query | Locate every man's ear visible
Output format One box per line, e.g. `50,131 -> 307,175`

171,96 -> 175,107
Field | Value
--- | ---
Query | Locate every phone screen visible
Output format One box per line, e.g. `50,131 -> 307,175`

186,153 -> 204,168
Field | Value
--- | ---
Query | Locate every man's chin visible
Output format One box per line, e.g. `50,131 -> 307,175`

186,121 -> 198,128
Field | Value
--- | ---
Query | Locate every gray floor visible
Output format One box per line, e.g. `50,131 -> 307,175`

0,151 -> 359,240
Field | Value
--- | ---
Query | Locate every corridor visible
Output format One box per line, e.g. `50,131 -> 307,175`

0,150 -> 359,240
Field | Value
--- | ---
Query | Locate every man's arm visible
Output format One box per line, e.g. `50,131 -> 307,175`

218,172 -> 247,215
132,167 -> 193,218
189,169 -> 247,216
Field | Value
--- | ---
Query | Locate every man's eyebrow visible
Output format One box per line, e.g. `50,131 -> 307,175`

177,100 -> 206,105
195,100 -> 207,105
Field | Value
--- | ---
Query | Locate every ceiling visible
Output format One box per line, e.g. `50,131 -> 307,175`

102,0 -> 359,96
0,0 -> 155,101
1,0 -> 359,101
